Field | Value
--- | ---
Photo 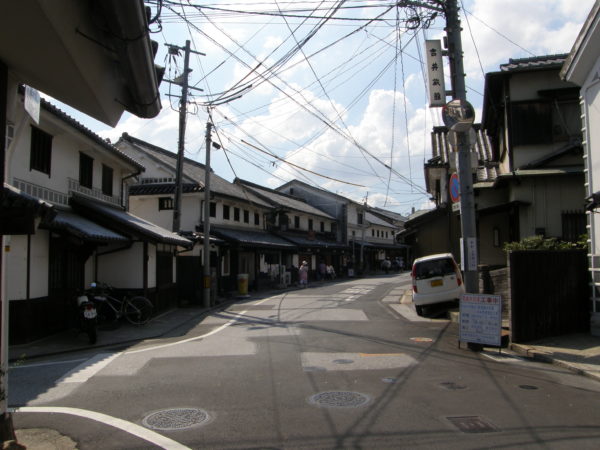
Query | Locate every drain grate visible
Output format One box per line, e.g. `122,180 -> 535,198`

439,381 -> 468,390
309,391 -> 370,408
333,359 -> 354,365
447,416 -> 499,433
142,408 -> 210,431
519,384 -> 539,390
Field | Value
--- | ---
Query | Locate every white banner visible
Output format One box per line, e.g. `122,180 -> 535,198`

425,40 -> 446,107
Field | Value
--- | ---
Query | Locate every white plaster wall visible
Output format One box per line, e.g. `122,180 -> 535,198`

585,73 -> 600,255
6,230 -> 50,300
97,242 -> 157,289
181,195 -> 201,231
8,109 -> 134,201
209,201 -> 266,230
509,71 -> 575,101
129,196 -> 173,231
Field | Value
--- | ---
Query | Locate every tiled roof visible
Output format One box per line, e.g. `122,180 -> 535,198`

276,179 -> 363,206
211,226 -> 296,249
45,209 -> 129,243
2,183 -> 55,220
429,126 -> 498,183
129,183 -> 203,195
71,194 -> 192,248
278,232 -> 348,249
365,211 -> 397,228
117,134 -> 272,208
500,54 -> 568,72
236,179 -> 335,219
40,100 -> 145,172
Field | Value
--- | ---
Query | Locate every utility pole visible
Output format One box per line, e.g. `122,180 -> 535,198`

415,0 -> 479,292
444,0 -> 479,293
165,40 -> 205,233
203,118 -> 213,308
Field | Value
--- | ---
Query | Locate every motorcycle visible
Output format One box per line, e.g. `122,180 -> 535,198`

76,291 -> 98,344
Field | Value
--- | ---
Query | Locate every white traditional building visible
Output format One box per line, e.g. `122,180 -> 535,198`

561,1 -> 600,334
275,179 -> 404,273
115,133 -> 297,298
4,98 -> 190,343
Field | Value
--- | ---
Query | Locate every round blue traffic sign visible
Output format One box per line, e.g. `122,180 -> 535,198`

449,173 -> 460,203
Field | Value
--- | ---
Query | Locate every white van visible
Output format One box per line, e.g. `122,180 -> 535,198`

411,253 -> 464,316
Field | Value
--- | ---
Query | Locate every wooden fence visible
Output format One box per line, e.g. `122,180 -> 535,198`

509,249 -> 589,342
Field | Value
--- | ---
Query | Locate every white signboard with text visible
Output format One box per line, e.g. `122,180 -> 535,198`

425,40 -> 446,107
459,293 -> 502,347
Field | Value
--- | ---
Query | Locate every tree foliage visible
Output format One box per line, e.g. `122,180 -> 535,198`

503,235 -> 588,252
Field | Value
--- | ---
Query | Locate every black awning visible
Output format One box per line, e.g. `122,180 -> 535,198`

280,233 -> 349,250
43,209 -> 129,243
1,184 -> 55,235
71,194 -> 192,248
212,227 -> 296,250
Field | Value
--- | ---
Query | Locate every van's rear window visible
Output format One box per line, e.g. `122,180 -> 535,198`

414,258 -> 455,279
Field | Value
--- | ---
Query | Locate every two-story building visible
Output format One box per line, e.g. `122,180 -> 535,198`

408,54 -> 585,270
235,178 -> 345,281
115,133 -> 297,297
275,179 -> 403,274
4,97 -> 190,343
561,1 -> 600,334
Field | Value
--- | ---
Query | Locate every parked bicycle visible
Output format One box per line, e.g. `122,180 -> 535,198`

86,282 -> 153,325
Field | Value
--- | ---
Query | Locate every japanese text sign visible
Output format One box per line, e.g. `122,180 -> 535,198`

459,293 -> 502,347
425,40 -> 446,107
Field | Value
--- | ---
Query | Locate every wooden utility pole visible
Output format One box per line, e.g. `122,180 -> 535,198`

165,40 -> 204,233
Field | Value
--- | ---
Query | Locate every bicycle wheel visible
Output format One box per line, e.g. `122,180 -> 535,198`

125,296 -> 154,325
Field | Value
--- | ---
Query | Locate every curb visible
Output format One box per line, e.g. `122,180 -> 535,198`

510,343 -> 600,383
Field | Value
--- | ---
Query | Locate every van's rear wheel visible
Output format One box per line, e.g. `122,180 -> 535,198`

415,305 -> 423,316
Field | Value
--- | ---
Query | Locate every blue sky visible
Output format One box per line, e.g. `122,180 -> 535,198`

53,0 -> 596,216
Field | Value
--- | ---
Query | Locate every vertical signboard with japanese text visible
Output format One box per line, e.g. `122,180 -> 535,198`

425,40 -> 446,107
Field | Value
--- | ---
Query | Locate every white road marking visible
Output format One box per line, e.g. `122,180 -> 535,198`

57,353 -> 120,384
10,406 -> 191,450
481,351 -> 527,363
124,296 -> 273,355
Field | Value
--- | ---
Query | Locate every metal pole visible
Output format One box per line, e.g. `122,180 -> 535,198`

172,40 -> 191,233
203,118 -> 212,308
445,0 -> 479,293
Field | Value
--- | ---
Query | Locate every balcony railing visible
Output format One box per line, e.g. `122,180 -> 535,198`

68,178 -> 121,206
13,178 -> 69,206
11,178 -> 121,207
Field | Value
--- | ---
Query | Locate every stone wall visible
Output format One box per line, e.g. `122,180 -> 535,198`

479,265 -> 510,313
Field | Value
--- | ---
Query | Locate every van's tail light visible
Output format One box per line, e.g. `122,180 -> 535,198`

411,264 -> 418,293
454,262 -> 463,286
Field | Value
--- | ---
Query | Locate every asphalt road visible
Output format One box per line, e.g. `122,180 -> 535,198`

10,273 -> 600,449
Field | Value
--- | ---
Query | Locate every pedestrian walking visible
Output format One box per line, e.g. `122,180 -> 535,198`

318,261 -> 327,281
299,261 -> 309,287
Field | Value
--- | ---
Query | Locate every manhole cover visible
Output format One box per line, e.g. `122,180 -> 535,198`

333,359 -> 354,365
439,382 -> 467,390
309,391 -> 370,408
447,416 -> 498,433
519,384 -> 539,390
142,408 -> 210,431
